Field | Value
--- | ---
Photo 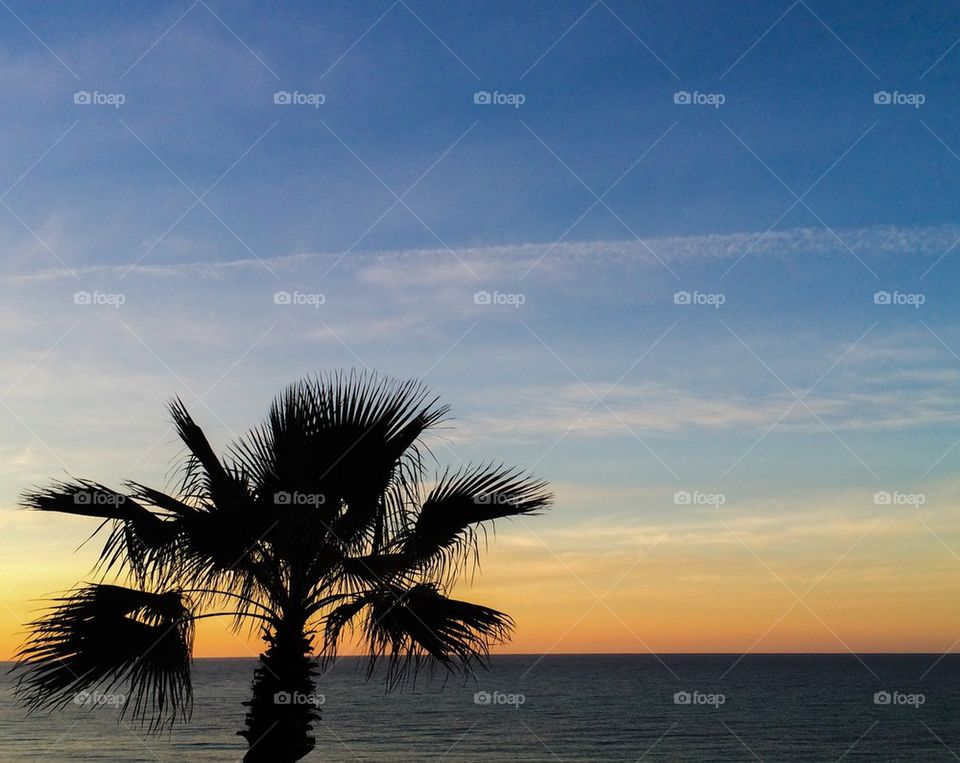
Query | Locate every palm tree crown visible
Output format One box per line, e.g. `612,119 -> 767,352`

13,371 -> 551,761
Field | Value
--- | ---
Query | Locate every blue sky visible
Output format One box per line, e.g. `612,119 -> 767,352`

3,1 -> 960,654
4,0 -> 960,260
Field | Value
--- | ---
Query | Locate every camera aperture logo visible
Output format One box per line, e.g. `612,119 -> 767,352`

674,290 -> 725,308
873,290 -> 924,308
474,90 -> 525,108
73,90 -> 125,108
474,690 -> 525,707
673,690 -> 725,707
873,91 -> 924,108
674,90 -> 725,108
873,690 -> 924,708
274,90 -> 325,108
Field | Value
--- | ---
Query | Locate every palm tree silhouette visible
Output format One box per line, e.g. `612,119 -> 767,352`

13,372 -> 551,762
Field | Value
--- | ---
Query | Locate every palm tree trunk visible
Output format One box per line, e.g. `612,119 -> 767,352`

239,616 -> 320,762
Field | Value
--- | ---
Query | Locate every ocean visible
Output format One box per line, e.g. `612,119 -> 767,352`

1,654 -> 958,761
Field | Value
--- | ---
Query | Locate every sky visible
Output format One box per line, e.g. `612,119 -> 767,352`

2,0 -> 960,660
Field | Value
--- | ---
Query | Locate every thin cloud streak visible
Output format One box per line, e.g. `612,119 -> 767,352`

5,222 -> 960,283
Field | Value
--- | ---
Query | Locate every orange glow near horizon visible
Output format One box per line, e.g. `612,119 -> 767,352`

3,511 -> 959,661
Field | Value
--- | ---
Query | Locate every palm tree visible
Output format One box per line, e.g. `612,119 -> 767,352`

13,372 -> 551,762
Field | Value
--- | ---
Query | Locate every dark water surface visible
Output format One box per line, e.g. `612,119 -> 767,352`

1,654 -> 958,761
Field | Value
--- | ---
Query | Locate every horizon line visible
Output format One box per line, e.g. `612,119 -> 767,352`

3,651 -> 954,663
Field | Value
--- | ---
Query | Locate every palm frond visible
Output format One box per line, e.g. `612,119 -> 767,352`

320,596 -> 369,657
13,584 -> 194,731
124,482 -> 201,518
402,464 -> 552,579
338,552 -> 414,593
21,480 -> 174,580
168,398 -> 249,508
21,480 -> 159,523
355,583 -> 513,687
229,371 -> 448,555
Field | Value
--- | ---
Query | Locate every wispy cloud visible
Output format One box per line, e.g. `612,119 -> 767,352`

7,222 -> 960,283
450,373 -> 960,443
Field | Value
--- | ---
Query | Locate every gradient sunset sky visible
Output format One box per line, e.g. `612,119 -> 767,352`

2,1 -> 960,660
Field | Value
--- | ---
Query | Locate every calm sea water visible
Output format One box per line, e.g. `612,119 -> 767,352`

1,655 -> 958,761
